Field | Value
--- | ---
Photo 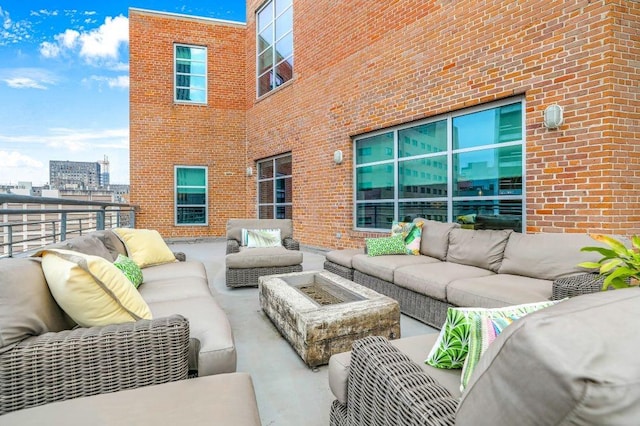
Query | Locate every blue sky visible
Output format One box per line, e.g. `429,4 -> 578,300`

0,1 -> 246,186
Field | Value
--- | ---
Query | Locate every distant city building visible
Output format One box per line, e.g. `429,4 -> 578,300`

99,155 -> 110,187
50,160 -> 102,190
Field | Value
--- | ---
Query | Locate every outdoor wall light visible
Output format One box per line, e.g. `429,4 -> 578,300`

543,104 -> 564,129
246,166 -> 253,177
333,150 -> 343,165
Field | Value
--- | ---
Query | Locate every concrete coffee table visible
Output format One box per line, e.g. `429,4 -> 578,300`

259,270 -> 400,367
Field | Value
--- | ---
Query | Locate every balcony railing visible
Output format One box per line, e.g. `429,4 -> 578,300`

0,193 -> 136,258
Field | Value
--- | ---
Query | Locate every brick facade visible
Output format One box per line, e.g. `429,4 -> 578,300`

129,1 -> 639,248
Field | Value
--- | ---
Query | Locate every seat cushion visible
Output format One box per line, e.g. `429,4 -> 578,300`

139,276 -> 212,304
147,297 -> 236,375
226,246 -> 303,268
141,260 -> 208,282
351,253 -> 436,283
0,258 -> 70,351
394,262 -> 493,301
446,274 -> 552,308
325,248 -> 364,268
328,333 -> 461,405
457,288 -> 640,425
413,219 -> 459,260
0,373 -> 261,426
446,228 -> 512,272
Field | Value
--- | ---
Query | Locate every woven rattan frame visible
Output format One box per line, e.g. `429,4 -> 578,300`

329,335 -> 458,426
552,273 -> 605,300
323,261 -> 354,281
353,270 -> 451,329
0,315 -> 190,414
225,237 -> 302,288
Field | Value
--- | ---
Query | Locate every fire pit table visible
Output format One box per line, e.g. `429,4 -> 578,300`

259,270 -> 400,367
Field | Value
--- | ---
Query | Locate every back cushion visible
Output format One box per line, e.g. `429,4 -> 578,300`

498,232 -> 605,280
456,288 -> 640,425
226,219 -> 293,242
0,258 -> 70,350
47,235 -> 114,261
93,230 -> 128,261
446,228 -> 512,272
414,219 -> 459,260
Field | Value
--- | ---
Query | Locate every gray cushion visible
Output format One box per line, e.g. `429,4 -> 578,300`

0,373 -> 262,426
92,230 -> 128,260
141,260 -> 208,283
46,235 -> 113,261
147,297 -> 236,376
413,219 -> 459,260
446,228 -> 511,272
225,247 -> 303,268
325,248 -> 364,268
458,288 -> 640,425
351,253 -> 435,283
226,218 -> 294,242
446,274 -> 553,308
498,232 -> 604,280
394,261 -> 492,301
139,276 -> 212,304
0,258 -> 70,350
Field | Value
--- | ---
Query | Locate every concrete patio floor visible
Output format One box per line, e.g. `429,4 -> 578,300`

168,239 -> 436,426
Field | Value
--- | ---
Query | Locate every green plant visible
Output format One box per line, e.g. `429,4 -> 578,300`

579,234 -> 640,290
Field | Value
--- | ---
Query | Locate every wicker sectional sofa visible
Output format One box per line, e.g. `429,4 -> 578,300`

324,218 -> 604,328
0,229 -> 237,415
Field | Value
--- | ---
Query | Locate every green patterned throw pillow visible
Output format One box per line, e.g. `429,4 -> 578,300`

113,254 -> 144,288
425,300 -> 559,369
365,235 -> 407,256
391,221 -> 423,255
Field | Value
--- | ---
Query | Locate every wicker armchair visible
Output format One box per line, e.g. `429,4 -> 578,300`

225,219 -> 303,288
551,273 -> 604,300
0,315 -> 190,415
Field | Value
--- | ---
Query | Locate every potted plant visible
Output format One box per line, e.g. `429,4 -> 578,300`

579,234 -> 640,290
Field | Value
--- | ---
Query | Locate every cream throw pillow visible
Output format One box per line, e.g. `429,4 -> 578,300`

40,249 -> 152,327
114,228 -> 176,268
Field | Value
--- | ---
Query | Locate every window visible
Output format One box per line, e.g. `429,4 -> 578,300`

175,44 -> 207,103
175,166 -> 207,225
256,0 -> 293,97
257,154 -> 292,219
354,98 -> 525,232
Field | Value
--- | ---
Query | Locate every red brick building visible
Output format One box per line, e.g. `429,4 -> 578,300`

129,1 -> 639,249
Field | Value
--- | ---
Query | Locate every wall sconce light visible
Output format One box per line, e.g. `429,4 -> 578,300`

543,104 -> 564,129
246,166 -> 253,177
333,150 -> 343,165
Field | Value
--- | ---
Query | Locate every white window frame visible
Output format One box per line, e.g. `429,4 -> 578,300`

174,165 -> 208,226
174,44 -> 207,104
353,97 -> 526,232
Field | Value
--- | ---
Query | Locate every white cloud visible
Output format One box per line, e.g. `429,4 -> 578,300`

0,151 -> 43,168
40,15 -> 128,66
0,68 -> 57,89
0,128 -> 129,152
0,7 -> 33,46
0,151 -> 46,185
86,75 -> 129,89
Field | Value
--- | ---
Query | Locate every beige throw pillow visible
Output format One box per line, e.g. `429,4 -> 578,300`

40,249 -> 152,327
114,228 -> 176,268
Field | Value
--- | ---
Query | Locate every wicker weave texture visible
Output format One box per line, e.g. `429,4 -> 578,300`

341,336 -> 458,426
0,315 -> 190,414
353,270 -> 451,329
323,261 -> 354,281
552,273 -> 604,300
226,265 -> 303,288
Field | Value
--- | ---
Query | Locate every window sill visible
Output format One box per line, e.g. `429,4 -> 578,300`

255,77 -> 296,103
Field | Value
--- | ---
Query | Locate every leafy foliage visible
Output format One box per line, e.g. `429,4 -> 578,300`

579,234 -> 640,290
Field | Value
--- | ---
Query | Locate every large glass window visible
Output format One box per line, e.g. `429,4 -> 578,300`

175,166 -> 207,225
354,99 -> 524,232
257,154 -> 292,219
175,44 -> 207,104
256,0 -> 293,97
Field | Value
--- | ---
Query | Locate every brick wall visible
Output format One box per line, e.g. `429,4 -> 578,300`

129,9 -> 247,237
130,1 -> 639,246
244,0 -> 640,248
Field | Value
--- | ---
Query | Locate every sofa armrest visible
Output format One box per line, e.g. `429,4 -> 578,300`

345,336 -> 458,425
283,237 -> 300,251
552,273 -> 604,300
226,239 -> 240,254
0,315 -> 190,414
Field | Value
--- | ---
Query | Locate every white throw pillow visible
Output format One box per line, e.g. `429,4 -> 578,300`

241,228 -> 282,248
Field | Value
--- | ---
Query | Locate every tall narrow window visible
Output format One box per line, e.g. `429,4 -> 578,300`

175,166 -> 207,225
354,98 -> 525,232
257,154 -> 292,219
175,44 -> 207,104
256,0 -> 293,97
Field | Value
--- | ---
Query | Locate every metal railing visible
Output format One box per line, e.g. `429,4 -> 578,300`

0,193 -> 136,258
